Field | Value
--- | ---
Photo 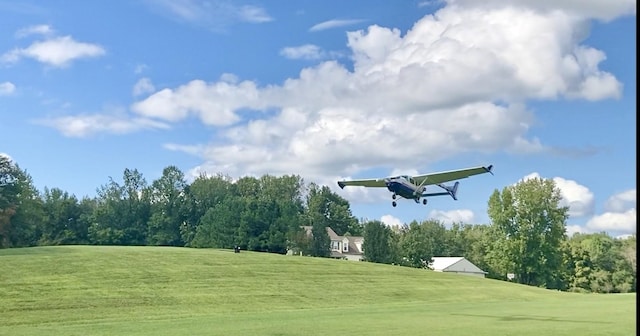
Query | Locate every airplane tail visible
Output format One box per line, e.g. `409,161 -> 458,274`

448,181 -> 459,201
421,181 -> 459,200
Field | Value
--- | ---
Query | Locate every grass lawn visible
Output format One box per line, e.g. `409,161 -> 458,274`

0,246 -> 635,335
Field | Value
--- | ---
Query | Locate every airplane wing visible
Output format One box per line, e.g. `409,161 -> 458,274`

337,178 -> 387,189
412,165 -> 493,186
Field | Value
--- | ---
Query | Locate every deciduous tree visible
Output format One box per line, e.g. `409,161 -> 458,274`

487,177 -> 568,289
147,166 -> 188,246
399,219 -> 447,268
363,220 -> 398,264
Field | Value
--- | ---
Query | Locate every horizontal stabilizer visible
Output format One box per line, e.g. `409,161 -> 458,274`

423,182 -> 459,200
484,165 -> 494,175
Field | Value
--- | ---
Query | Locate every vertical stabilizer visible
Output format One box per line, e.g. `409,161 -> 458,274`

449,181 -> 459,200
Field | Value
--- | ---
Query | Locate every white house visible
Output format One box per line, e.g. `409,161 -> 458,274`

428,257 -> 487,278
296,226 -> 364,261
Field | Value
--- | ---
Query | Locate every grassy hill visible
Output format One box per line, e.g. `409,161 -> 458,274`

0,246 -> 635,336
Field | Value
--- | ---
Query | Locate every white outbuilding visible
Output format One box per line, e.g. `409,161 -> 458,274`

428,257 -> 487,278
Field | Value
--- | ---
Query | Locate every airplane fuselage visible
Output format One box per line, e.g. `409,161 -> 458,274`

385,177 -> 424,200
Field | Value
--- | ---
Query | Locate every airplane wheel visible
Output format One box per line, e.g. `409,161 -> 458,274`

392,194 -> 396,200
392,201 -> 397,207
423,199 -> 427,205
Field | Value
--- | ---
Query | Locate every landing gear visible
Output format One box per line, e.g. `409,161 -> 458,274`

423,199 -> 428,205
392,201 -> 397,207
392,194 -> 397,200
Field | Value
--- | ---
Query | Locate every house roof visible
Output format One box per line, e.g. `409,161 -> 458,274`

299,226 -> 364,255
429,257 -> 465,271
429,257 -> 486,274
326,227 -> 341,240
299,226 -> 356,242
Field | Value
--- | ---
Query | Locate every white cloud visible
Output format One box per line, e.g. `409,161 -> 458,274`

0,82 -> 16,95
105,2 -> 626,200
146,0 -> 272,32
586,208 -> 636,234
280,44 -> 324,60
574,189 -> 638,236
134,63 -> 149,74
133,77 -> 156,97
604,189 -> 636,212
381,214 -> 404,228
15,24 -> 54,38
2,35 -> 105,67
565,224 -> 588,237
428,209 -> 475,225
164,143 -> 204,156
36,106 -> 170,137
389,168 -> 420,177
309,19 -> 366,32
130,78 -> 266,126
237,5 -> 273,23
418,1 -> 444,8
553,176 -> 595,217
446,0 -> 636,22
521,173 -> 594,217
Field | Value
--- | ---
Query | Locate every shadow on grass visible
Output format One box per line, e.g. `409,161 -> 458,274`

451,313 -> 613,324
0,246 -> 74,256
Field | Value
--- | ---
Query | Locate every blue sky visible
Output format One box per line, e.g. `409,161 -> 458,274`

0,0 -> 636,238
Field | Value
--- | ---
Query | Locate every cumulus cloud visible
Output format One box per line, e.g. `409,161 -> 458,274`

0,82 -> 16,96
309,19 -> 366,32
133,77 -> 156,97
381,214 -> 404,228
573,189 -> 638,236
586,208 -> 636,234
446,0 -> 636,22
565,224 -> 587,237
280,44 -> 325,60
36,106 -> 170,137
428,209 -> 475,225
521,173 -> 595,217
604,189 -> 636,212
1,35 -> 105,67
130,77 -> 266,126
553,176 -> 596,217
56,1 -> 625,202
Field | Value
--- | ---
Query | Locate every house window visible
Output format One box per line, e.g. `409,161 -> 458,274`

343,244 -> 348,252
332,241 -> 339,250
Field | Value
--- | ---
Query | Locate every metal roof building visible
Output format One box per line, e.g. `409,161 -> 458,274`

428,257 -> 487,278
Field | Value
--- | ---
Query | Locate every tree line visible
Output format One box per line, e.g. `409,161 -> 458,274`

0,156 -> 635,293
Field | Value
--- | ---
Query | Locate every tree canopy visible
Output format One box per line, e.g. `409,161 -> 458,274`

0,158 -> 635,293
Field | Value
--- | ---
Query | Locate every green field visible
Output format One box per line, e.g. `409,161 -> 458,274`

0,246 -> 635,336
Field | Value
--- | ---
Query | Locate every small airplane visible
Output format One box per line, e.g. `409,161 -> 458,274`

337,165 -> 493,207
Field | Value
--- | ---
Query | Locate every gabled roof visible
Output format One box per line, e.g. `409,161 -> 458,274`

299,226 -> 364,255
429,257 -> 486,274
299,226 -> 341,240
429,257 -> 464,271
326,227 -> 341,240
